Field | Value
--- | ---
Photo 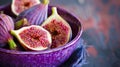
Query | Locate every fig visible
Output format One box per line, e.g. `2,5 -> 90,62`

41,7 -> 72,48
11,0 -> 40,16
0,14 -> 16,49
10,25 -> 52,51
16,0 -> 49,26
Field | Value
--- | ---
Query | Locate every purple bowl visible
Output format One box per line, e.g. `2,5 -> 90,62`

0,4 -> 83,67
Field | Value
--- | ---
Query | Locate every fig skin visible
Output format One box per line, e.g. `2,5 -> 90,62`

16,0 -> 49,26
0,14 -> 16,49
41,7 -> 72,48
11,0 -> 40,16
11,25 -> 52,51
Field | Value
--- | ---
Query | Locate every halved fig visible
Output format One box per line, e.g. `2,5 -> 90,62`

41,7 -> 72,48
10,25 -> 52,51
11,0 -> 40,16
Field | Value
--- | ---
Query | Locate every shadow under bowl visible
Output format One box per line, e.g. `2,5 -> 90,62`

0,4 -> 83,67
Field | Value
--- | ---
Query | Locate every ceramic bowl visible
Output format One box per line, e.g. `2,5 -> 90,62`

0,4 -> 83,67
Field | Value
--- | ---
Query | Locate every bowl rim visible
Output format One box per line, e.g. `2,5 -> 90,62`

0,4 -> 83,54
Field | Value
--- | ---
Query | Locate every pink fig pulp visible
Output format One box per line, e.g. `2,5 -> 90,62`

42,7 -> 72,48
11,25 -> 52,51
11,0 -> 40,16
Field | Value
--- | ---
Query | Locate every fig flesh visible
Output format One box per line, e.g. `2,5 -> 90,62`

11,25 -> 52,51
0,14 -> 16,49
16,0 -> 49,26
41,7 -> 72,48
11,0 -> 40,16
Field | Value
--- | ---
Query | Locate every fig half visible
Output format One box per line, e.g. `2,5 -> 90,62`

11,0 -> 40,16
41,7 -> 72,48
11,25 -> 52,51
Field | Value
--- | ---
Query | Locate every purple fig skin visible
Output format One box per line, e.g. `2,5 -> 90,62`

0,5 -> 83,67
0,14 -> 16,49
0,14 -> 14,43
16,2 -> 48,25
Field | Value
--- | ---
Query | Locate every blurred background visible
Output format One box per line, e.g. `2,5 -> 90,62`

0,0 -> 120,67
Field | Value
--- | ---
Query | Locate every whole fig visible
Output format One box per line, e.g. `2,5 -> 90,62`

41,7 -> 72,48
0,14 -> 16,49
11,0 -> 40,16
16,0 -> 49,27
11,25 -> 52,51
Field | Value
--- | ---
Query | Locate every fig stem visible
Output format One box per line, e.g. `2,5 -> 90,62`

52,7 -> 58,15
8,38 -> 17,49
41,0 -> 49,5
15,18 -> 28,29
10,30 -> 17,37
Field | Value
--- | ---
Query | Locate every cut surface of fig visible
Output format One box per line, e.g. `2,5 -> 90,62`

11,0 -> 40,15
11,25 -> 52,51
41,7 -> 72,48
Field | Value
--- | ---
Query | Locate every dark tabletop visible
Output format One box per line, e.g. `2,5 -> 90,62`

0,0 -> 120,67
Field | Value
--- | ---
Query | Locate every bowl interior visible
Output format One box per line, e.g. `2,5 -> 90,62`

0,5 -> 82,54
